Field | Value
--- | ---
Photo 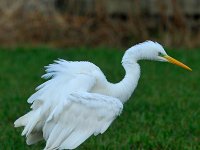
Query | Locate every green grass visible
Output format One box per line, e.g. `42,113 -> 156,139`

0,47 -> 199,149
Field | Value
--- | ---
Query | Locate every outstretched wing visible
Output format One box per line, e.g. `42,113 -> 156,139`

43,92 -> 123,150
15,60 -> 98,143
14,59 -> 123,149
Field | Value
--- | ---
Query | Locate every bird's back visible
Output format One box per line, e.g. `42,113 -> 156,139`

42,60 -> 101,78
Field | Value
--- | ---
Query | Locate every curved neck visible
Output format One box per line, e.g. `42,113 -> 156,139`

113,62 -> 140,103
122,46 -> 143,64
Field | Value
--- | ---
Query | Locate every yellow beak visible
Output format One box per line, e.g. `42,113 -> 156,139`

163,55 -> 192,71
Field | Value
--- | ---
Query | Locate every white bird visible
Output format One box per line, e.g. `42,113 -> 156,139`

14,41 -> 191,150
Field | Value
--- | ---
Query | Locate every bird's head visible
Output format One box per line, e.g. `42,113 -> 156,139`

123,41 -> 192,71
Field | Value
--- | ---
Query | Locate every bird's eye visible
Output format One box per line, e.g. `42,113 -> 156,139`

158,52 -> 163,56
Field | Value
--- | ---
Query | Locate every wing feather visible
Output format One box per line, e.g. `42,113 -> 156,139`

44,92 -> 123,150
28,59 -> 97,104
14,59 -> 123,150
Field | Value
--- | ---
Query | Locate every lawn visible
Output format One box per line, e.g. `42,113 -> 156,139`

0,46 -> 199,149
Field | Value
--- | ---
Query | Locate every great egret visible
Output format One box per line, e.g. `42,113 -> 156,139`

14,41 -> 191,149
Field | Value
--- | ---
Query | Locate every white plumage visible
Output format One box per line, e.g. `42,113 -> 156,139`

14,41 -> 191,149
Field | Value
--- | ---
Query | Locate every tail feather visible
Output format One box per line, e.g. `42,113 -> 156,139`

14,109 -> 44,142
14,112 -> 33,127
21,109 -> 41,136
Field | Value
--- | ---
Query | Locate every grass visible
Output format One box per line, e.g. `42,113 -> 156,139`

0,46 -> 199,149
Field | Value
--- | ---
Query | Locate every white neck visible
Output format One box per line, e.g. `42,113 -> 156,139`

112,62 -> 140,103
109,41 -> 164,103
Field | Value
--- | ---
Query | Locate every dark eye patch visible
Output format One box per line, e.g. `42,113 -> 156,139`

158,52 -> 163,56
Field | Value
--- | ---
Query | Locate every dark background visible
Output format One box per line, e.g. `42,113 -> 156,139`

0,0 -> 199,48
